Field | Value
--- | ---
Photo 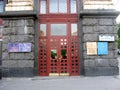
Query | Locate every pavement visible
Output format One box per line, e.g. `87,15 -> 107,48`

1,76 -> 120,90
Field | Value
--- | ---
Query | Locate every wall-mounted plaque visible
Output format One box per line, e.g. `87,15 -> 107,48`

98,42 -> 108,55
99,35 -> 115,41
86,42 -> 97,55
8,43 -> 31,52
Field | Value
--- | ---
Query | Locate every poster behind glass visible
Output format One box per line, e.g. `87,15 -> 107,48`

8,43 -> 31,52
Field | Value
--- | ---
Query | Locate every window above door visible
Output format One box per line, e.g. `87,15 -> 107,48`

40,0 -> 78,14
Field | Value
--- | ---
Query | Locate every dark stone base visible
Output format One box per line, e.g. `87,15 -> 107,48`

2,68 -> 34,77
85,67 -> 119,76
0,69 -> 2,79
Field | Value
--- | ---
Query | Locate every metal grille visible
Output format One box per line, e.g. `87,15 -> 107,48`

39,38 -> 47,76
71,37 -> 80,75
50,38 -> 58,73
60,38 -> 69,74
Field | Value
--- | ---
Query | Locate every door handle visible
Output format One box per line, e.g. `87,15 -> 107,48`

58,57 -> 62,62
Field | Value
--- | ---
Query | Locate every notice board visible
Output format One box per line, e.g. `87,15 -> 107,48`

8,43 -> 31,52
98,42 -> 108,55
86,42 -> 97,55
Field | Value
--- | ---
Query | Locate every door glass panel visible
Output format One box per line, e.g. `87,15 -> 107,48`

70,0 -> 77,13
40,24 -> 46,36
50,0 -> 58,13
51,24 -> 67,36
71,24 -> 77,36
61,50 -> 67,59
40,0 -> 46,14
59,0 -> 67,13
51,50 -> 57,59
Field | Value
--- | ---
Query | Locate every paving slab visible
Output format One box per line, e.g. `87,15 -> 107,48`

0,76 -> 120,90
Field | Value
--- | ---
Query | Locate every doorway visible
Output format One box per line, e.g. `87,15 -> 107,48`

39,23 -> 80,76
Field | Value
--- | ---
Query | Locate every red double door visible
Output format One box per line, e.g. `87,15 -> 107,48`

48,36 -> 70,76
39,24 -> 80,76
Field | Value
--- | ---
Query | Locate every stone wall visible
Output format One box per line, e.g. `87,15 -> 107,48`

82,16 -> 118,76
2,18 -> 35,77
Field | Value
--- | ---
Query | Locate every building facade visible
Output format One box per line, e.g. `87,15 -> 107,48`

0,0 -> 119,77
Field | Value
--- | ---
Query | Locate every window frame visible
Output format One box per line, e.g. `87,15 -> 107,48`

39,0 -> 78,14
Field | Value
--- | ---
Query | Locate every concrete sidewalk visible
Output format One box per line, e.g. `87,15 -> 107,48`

0,76 -> 120,90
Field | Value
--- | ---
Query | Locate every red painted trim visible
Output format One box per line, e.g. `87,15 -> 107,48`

40,0 -> 78,14
39,14 -> 78,22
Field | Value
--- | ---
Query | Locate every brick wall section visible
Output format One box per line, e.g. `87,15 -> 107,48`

82,16 -> 118,76
2,18 -> 35,77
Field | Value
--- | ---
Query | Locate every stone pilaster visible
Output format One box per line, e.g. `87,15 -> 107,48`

2,18 -> 35,77
81,13 -> 119,76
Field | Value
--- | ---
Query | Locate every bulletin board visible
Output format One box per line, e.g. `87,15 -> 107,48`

86,42 -> 97,55
8,43 -> 31,52
97,42 -> 108,55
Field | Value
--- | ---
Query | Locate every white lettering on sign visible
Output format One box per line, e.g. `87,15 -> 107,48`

99,35 -> 115,41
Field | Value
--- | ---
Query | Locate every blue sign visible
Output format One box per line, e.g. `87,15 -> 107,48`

8,43 -> 19,52
98,42 -> 108,55
8,43 -> 31,52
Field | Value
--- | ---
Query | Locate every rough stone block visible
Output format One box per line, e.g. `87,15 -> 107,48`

2,60 -> 18,68
14,27 -> 24,34
10,35 -> 17,42
9,68 -> 33,77
2,44 -> 8,52
113,19 -> 117,25
109,59 -> 118,67
83,26 -> 93,33
82,18 -> 98,25
17,60 -> 34,68
3,28 -> 12,35
93,26 -> 99,33
108,42 -> 117,50
24,35 -> 34,43
95,59 -> 109,67
99,19 -> 113,25
27,27 -> 34,35
2,52 -> 9,60
9,53 -> 15,59
98,26 -> 113,34
84,60 -> 95,67
85,67 -> 118,76
16,35 -> 26,42
31,43 -> 34,52
14,53 -> 24,60
3,36 -> 10,43
3,20 -> 9,27
24,52 -> 34,60
83,34 -> 98,41
26,19 -> 34,26
12,20 -> 25,27
112,26 -> 118,33
2,68 -> 10,77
